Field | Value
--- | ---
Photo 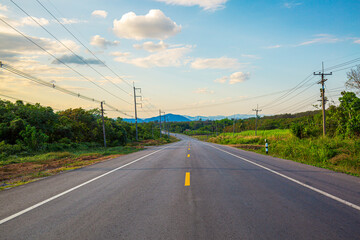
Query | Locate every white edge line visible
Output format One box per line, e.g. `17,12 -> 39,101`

0,143 -> 177,225
205,142 -> 360,212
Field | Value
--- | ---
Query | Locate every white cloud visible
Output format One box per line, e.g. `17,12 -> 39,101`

283,2 -> 302,9
52,54 -> 103,65
60,18 -> 87,24
92,10 -> 108,18
0,32 -> 79,58
215,72 -> 250,84
133,40 -> 168,52
113,9 -> 181,40
20,16 -> 49,27
90,35 -> 119,49
229,72 -> 250,84
214,76 -> 228,83
110,51 -> 131,62
113,46 -> 192,68
156,0 -> 228,11
297,34 -> 340,46
194,87 -> 214,94
191,57 -> 243,69
265,44 -> 282,49
241,54 -> 261,59
0,4 -> 8,11
110,51 -> 131,57
353,39 -> 360,44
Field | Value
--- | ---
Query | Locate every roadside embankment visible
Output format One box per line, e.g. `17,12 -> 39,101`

192,130 -> 360,177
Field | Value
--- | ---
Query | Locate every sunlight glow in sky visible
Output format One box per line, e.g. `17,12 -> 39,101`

0,0 -> 359,118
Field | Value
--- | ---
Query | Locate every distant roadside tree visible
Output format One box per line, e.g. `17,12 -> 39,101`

346,65 -> 360,93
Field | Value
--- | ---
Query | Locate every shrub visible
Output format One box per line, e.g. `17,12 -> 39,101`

20,125 -> 49,151
0,141 -> 25,157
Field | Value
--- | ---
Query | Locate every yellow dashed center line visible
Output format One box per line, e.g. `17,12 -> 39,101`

184,172 -> 190,186
187,154 -> 190,158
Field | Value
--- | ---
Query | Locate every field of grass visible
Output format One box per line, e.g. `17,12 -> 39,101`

223,129 -> 291,138
0,136 -> 178,190
203,130 -> 360,176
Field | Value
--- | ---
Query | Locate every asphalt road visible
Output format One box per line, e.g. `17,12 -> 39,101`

0,134 -> 359,239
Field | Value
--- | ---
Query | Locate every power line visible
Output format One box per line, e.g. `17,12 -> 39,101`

260,74 -> 316,109
252,104 -> 262,136
0,92 -> 63,111
0,16 -> 130,106
164,87 -> 309,112
325,58 -> 360,72
9,0 -> 133,105
265,82 -> 317,111
0,61 -> 134,117
314,62 -> 332,136
36,0 -> 134,89
274,93 -> 318,114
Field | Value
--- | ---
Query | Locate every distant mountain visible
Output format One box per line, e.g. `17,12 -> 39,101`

184,114 -> 256,121
123,113 -> 258,123
123,113 -> 190,123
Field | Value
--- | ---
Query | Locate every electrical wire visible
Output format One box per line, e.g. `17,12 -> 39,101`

0,92 -> 63,111
36,0 -> 134,89
0,62 -> 134,117
0,17 -> 132,107
9,0 -> 133,105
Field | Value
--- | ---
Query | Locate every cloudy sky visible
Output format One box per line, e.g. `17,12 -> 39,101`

0,0 -> 359,118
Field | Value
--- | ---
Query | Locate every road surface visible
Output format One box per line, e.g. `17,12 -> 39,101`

0,134 -> 359,239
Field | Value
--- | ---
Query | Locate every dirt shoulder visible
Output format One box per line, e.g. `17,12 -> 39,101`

0,137 -> 179,190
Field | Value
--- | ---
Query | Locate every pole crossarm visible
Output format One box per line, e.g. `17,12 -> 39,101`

314,62 -> 332,136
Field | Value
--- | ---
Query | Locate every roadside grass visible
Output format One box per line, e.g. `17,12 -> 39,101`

200,130 -> 360,177
0,136 -> 178,190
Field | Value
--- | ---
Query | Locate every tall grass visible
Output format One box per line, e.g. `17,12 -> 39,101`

207,129 -> 360,176
223,129 -> 291,137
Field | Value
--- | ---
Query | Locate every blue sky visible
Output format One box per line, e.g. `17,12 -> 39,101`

0,0 -> 359,118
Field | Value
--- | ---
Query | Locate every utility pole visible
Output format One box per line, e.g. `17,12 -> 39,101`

100,101 -> 106,148
164,114 -> 166,136
233,114 -> 236,136
314,62 -> 332,136
159,110 -> 165,137
133,83 -> 142,141
167,116 -> 170,137
252,104 -> 262,136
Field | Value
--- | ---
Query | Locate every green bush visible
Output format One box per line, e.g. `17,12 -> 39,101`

0,141 -> 25,157
20,125 -> 49,151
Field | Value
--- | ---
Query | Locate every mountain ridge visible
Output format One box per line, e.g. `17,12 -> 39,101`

122,113 -> 255,123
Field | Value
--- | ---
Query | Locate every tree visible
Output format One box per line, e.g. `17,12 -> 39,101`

346,65 -> 360,93
20,125 -> 49,151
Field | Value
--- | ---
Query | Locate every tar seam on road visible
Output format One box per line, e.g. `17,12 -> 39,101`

0,142 -> 179,225
205,143 -> 360,212
185,172 -> 190,186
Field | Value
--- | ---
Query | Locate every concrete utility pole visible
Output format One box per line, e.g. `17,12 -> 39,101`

167,116 -> 170,137
252,104 -> 262,136
133,83 -> 142,141
159,110 -> 165,137
100,101 -> 106,148
314,62 -> 332,137
233,114 -> 236,136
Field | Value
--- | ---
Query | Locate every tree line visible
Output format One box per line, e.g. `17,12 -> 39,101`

167,91 -> 360,139
0,100 -> 162,157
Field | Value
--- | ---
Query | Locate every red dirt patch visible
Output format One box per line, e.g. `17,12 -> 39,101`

0,154 -> 123,184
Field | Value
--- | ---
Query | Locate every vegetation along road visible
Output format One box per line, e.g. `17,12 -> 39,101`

0,134 -> 359,239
